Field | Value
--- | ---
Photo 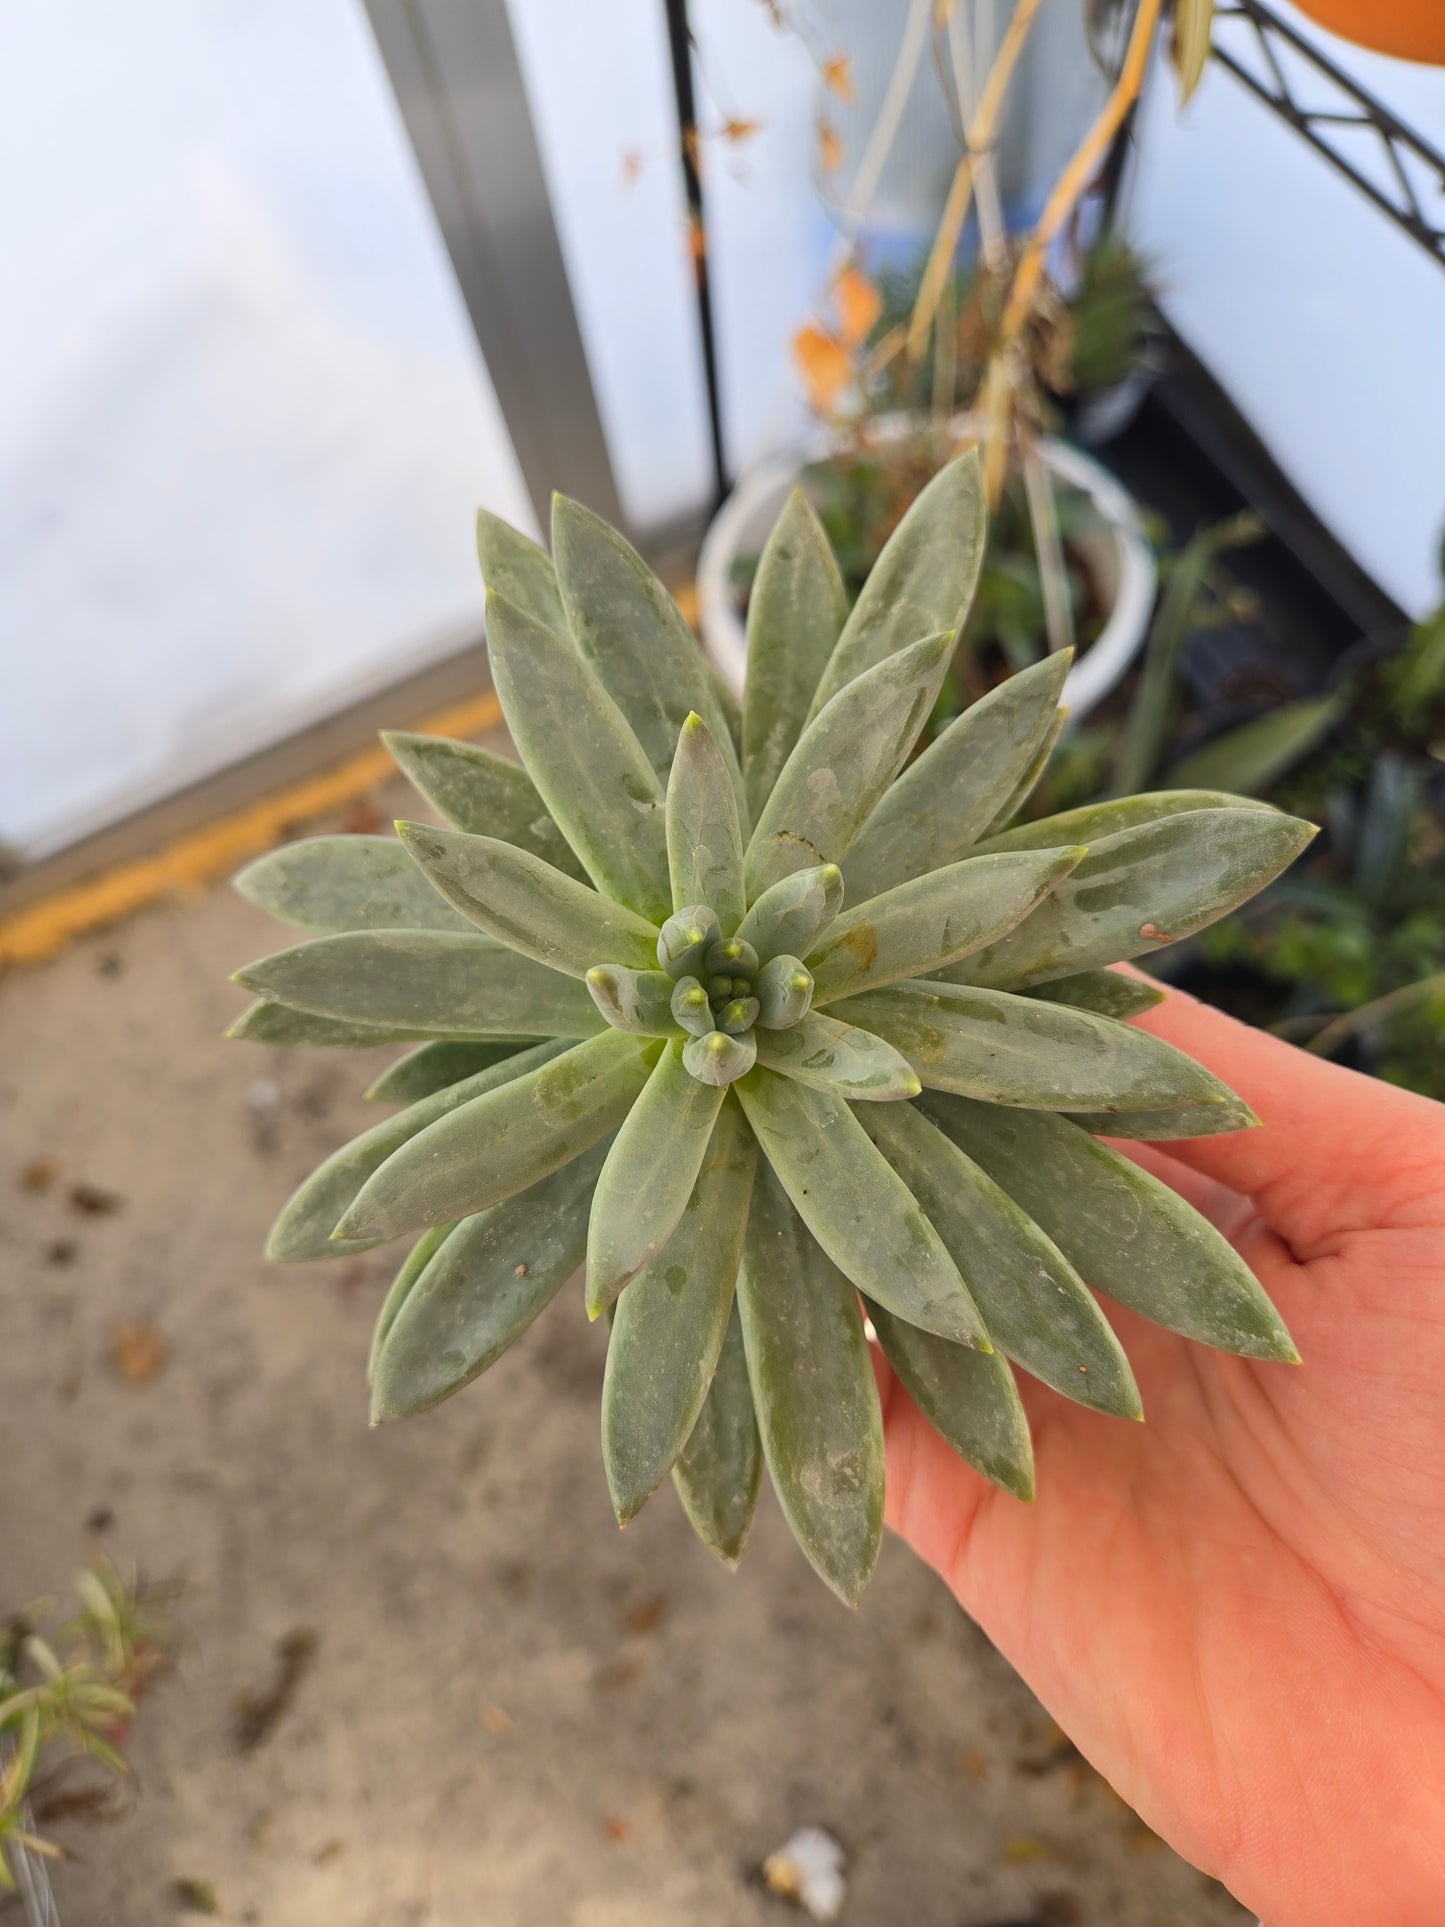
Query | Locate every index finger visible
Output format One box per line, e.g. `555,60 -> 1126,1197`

1124,978 -> 1445,1248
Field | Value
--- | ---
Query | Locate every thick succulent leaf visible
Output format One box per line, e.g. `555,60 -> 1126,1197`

667,714 -> 746,932
862,1103 -> 1140,1418
973,789 -> 1276,855
920,1093 -> 1298,1360
551,494 -> 745,818
841,652 -> 1071,902
486,590 -> 671,921
586,1040 -> 726,1315
754,1012 -> 920,1101
807,451 -> 987,720
367,1225 -> 456,1386
337,1031 -> 660,1242
396,823 -> 659,977
602,1099 -> 757,1522
735,1068 -> 987,1347
228,1001 -> 425,1050
736,1166 -> 884,1606
369,1139 -> 610,1421
266,1041 -> 568,1262
475,506 -> 566,635
1024,970 -> 1167,1020
742,487 -> 849,821
365,1041 -> 533,1105
865,1300 -> 1033,1501
1070,1097 -> 1259,1139
807,848 -> 1084,1005
952,809 -> 1317,988
835,980 -> 1244,1113
1166,694 -> 1339,796
233,835 -> 469,935
734,863 -> 844,965
381,731 -> 585,879
978,705 -> 1067,839
586,966 -> 682,1038
672,1300 -> 762,1567
234,930 -> 605,1039
745,629 -> 956,901
683,1028 -> 757,1085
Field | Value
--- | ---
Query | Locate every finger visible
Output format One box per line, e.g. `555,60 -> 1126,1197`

1122,976 -> 1445,1248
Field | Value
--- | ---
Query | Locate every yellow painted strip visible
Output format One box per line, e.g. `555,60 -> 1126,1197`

0,690 -> 504,972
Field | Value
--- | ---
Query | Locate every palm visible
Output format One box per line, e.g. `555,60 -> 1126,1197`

879,990 -> 1445,1927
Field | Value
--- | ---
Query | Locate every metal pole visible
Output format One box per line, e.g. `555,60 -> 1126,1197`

663,0 -> 729,508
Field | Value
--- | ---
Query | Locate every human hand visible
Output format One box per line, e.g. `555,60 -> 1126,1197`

875,984 -> 1445,1927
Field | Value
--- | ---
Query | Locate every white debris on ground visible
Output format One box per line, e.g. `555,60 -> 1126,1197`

762,1826 -> 848,1922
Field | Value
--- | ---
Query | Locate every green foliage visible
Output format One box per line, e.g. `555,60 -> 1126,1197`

229,475 -> 1310,1602
1,1558 -> 169,1892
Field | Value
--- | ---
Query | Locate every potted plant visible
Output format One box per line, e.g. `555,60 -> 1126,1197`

698,0 -> 1207,723
229,477 -> 1314,1602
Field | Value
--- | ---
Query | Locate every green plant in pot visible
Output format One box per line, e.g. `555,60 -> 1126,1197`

231,455 -> 1314,1604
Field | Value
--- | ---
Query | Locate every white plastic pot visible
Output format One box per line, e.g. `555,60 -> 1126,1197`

697,426 -> 1156,724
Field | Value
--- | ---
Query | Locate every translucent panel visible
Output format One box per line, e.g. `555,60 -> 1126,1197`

0,0 -> 535,861
506,0 -> 713,531
1131,4 -> 1445,617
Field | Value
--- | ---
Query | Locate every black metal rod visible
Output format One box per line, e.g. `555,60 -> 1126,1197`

663,0 -> 729,507
1212,1 -> 1445,270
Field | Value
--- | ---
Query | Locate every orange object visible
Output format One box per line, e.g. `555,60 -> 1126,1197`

1293,0 -> 1445,64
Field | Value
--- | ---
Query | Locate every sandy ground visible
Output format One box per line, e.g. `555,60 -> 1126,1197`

0,762 -> 1253,1927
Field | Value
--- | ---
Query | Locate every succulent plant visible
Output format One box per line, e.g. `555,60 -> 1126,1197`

230,455 -> 1314,1604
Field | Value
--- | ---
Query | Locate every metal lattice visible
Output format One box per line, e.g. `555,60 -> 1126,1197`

1212,1 -> 1445,270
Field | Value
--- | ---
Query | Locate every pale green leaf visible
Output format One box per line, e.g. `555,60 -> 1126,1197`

745,629 -> 956,901
586,1040 -> 726,1314
336,1030 -> 660,1242
808,451 -> 987,719
953,808 -> 1317,987
735,1068 -> 986,1346
234,929 -> 606,1038
233,835 -> 469,934
397,822 -> 659,976
370,1139 -> 610,1421
682,1027 -> 757,1085
978,704 -> 1067,839
475,507 -> 566,634
1166,696 -> 1339,796
228,1001 -> 425,1050
266,1040 -> 568,1262
381,731 -> 585,879
920,1093 -> 1298,1360
865,1300 -> 1033,1500
842,651 -> 1071,901
367,1225 -> 456,1386
585,966 -> 682,1037
602,1098 -> 757,1521
808,847 -> 1083,1005
365,1041 -> 534,1104
754,1012 -> 920,1100
667,714 -> 746,931
742,487 -> 849,820
551,494 -> 745,819
835,980 -> 1243,1112
1172,0 -> 1213,102
1069,1096 -> 1258,1138
672,1301 -> 762,1568
734,862 -> 844,964
737,1165 -> 884,1605
862,1103 -> 1140,1417
486,590 -> 671,921
973,788 -> 1276,855
1023,970 -> 1167,1020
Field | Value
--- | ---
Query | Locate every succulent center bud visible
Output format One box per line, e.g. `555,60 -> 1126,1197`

644,906 -> 816,1086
